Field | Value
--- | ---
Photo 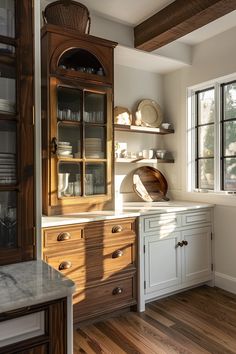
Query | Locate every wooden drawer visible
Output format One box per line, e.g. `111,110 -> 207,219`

84,218 -> 136,246
73,275 -> 136,322
182,210 -> 211,226
43,224 -> 84,250
143,213 -> 181,233
44,243 -> 135,286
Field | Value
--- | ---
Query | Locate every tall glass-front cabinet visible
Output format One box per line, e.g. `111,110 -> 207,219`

41,25 -> 117,215
0,0 -> 35,265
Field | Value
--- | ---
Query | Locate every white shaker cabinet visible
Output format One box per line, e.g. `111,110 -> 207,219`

138,208 -> 213,311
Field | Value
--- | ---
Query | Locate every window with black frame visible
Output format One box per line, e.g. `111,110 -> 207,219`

190,78 -> 236,193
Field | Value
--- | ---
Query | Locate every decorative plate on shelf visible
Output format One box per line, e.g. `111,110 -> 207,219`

136,99 -> 162,127
114,106 -> 132,125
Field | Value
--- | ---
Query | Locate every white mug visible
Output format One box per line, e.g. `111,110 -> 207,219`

142,149 -> 153,159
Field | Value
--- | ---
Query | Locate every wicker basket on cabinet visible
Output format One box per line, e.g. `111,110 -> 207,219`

42,0 -> 91,34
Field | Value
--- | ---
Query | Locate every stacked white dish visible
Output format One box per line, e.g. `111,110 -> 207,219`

85,138 -> 103,158
0,99 -> 15,113
58,141 -> 73,158
0,152 -> 16,184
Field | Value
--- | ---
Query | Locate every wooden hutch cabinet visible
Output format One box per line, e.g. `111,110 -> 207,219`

41,24 -> 117,215
0,0 -> 35,265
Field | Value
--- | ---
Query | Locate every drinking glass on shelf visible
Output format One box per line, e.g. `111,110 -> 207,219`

0,204 -> 16,247
58,173 -> 69,198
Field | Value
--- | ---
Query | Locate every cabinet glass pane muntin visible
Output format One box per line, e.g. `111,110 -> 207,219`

58,122 -> 81,158
0,0 -> 15,38
58,162 -> 82,198
57,86 -> 82,122
85,126 -> 105,159
0,120 -> 16,184
84,91 -> 106,124
0,190 -> 17,248
85,163 -> 106,195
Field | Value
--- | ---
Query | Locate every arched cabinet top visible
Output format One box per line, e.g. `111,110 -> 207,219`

58,47 -> 105,77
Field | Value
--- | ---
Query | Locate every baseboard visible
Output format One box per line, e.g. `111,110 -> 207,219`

215,272 -> 236,294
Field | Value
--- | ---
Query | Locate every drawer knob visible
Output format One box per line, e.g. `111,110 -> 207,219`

59,261 -> 72,270
112,225 -> 123,233
112,249 -> 124,258
112,287 -> 123,295
177,241 -> 184,248
183,240 -> 188,246
57,232 -> 71,242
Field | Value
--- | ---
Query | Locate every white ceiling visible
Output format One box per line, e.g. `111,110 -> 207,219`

42,0 -> 236,46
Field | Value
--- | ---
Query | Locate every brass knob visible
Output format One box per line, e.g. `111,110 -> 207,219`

177,241 -> 184,247
57,232 -> 71,241
112,287 -> 123,295
112,225 -> 123,233
183,240 -> 188,246
59,261 -> 72,270
112,249 -> 124,258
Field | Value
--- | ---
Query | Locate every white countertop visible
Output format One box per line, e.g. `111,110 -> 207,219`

121,201 -> 214,215
0,260 -> 76,313
42,201 -> 214,228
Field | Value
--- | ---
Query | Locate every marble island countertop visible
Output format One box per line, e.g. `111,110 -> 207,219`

0,260 -> 76,313
42,201 -> 214,228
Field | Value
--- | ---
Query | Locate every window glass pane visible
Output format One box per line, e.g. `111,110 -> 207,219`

198,125 -> 214,157
223,82 -> 236,120
224,158 -> 236,191
57,86 -> 82,122
85,163 -> 106,195
224,121 -> 236,156
58,123 -> 81,158
198,89 -> 215,124
0,0 -> 15,38
0,191 -> 17,248
0,121 -> 16,184
58,162 -> 81,198
198,159 -> 214,190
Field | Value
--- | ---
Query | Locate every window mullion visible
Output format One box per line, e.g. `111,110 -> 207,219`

214,82 -> 221,192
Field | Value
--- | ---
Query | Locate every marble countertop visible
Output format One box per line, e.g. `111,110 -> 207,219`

0,260 -> 76,313
42,201 -> 214,228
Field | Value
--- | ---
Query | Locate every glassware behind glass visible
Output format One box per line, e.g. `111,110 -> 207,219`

0,202 -> 16,248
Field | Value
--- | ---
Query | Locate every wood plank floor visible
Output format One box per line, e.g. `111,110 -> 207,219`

74,286 -> 236,353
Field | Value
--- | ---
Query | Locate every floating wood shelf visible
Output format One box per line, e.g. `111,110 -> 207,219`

114,124 -> 174,135
115,158 -> 174,164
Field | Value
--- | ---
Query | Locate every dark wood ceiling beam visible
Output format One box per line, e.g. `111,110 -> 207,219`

134,0 -> 236,51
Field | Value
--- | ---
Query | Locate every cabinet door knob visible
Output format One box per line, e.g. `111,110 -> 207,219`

57,232 -> 71,241
112,287 -> 123,295
177,241 -> 184,247
112,249 -> 124,258
112,225 -> 123,233
183,240 -> 188,246
59,261 -> 72,270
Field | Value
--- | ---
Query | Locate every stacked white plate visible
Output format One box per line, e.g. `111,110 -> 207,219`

58,141 -> 73,158
0,152 -> 16,184
0,99 -> 15,113
85,138 -> 104,158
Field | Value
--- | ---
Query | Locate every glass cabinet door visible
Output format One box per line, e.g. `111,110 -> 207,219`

0,0 -> 17,252
55,83 -> 108,199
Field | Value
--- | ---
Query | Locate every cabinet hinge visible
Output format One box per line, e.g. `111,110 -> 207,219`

143,245 -> 146,253
32,105 -> 35,126
211,263 -> 214,272
33,226 -> 36,246
144,281 -> 146,289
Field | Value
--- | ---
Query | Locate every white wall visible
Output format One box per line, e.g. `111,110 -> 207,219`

163,26 -> 236,293
114,64 -> 167,204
